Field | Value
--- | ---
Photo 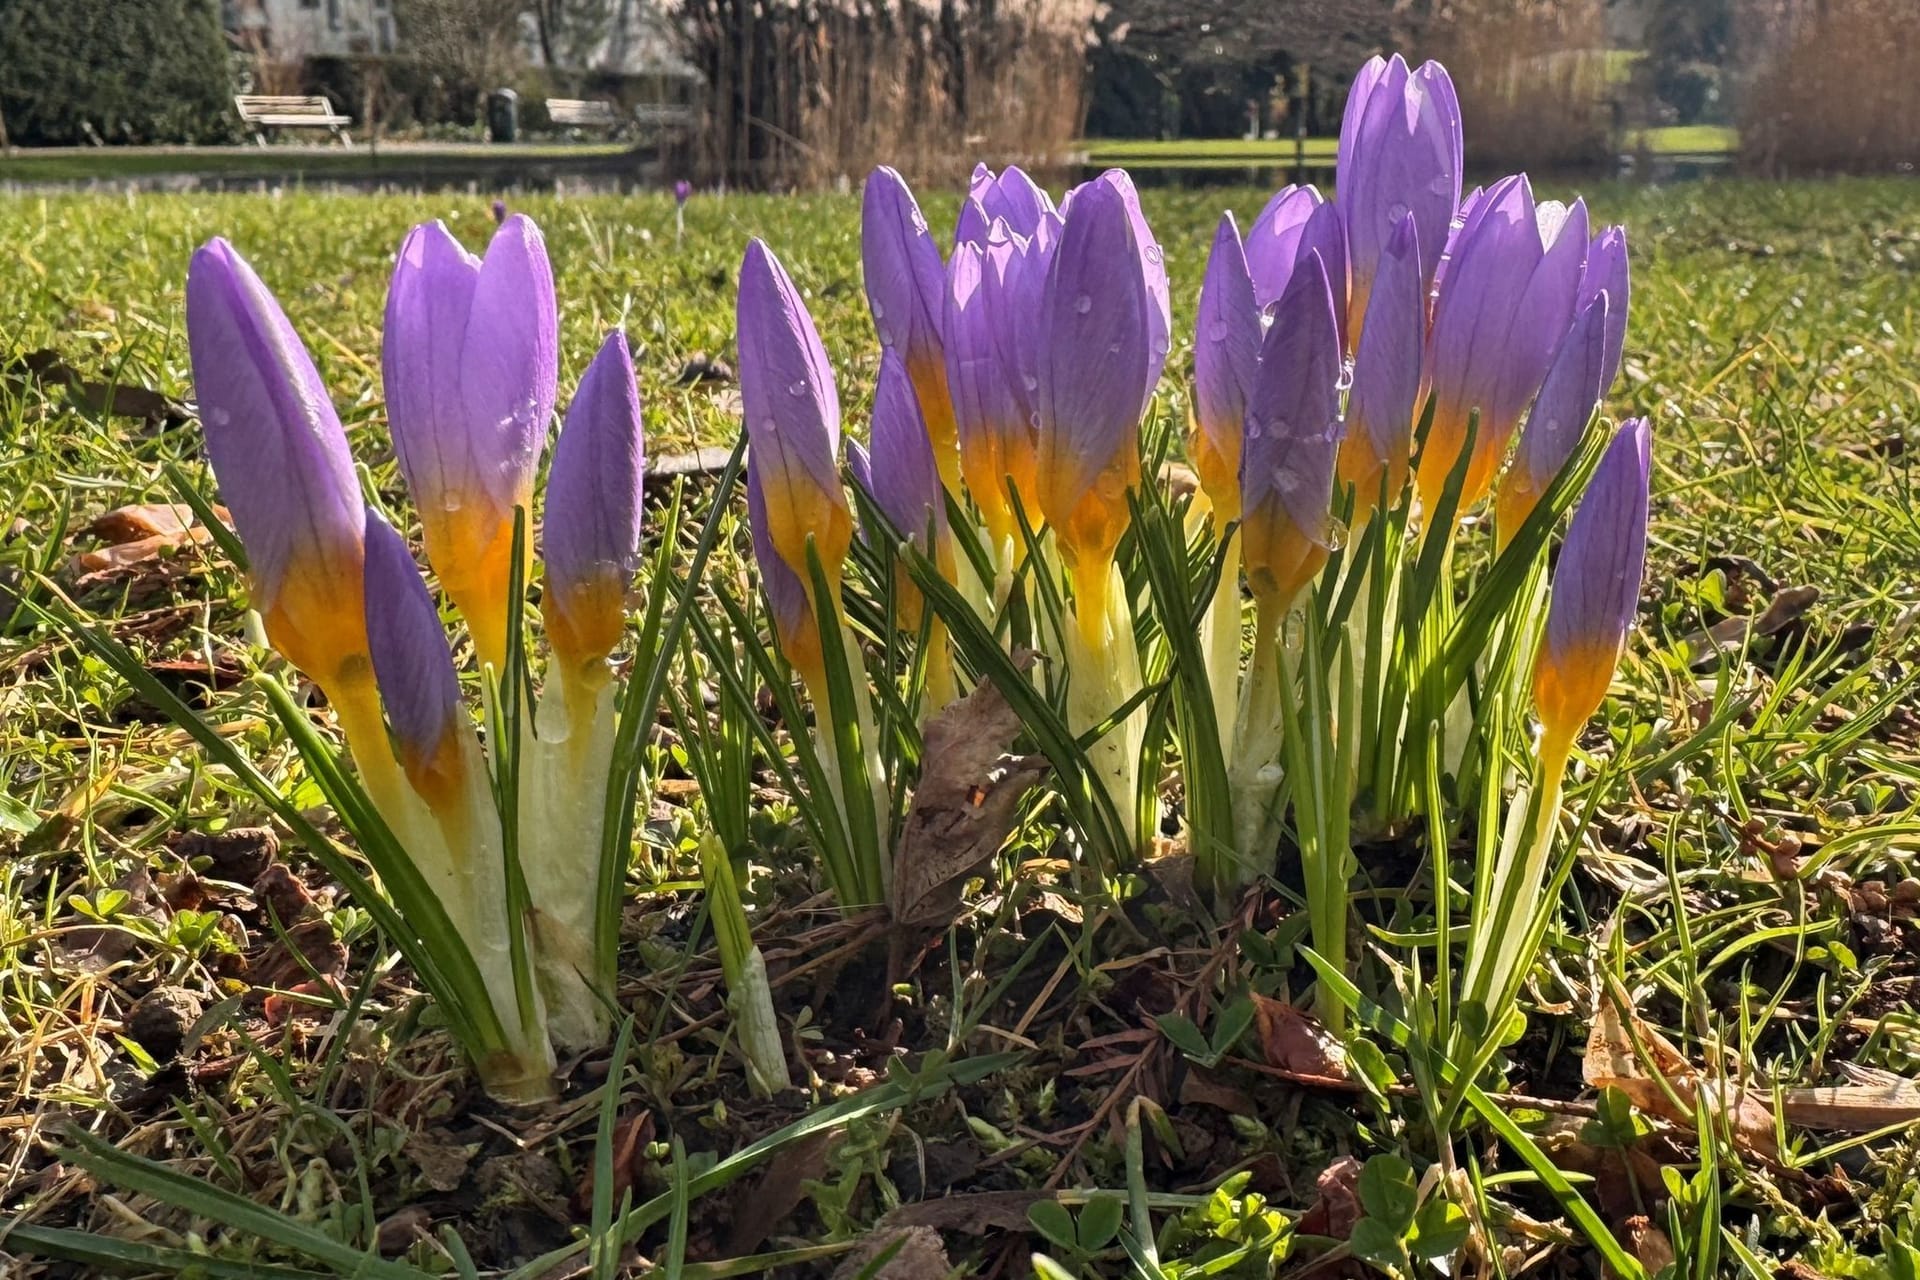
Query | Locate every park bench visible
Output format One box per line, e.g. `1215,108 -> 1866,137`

233,95 -> 352,146
546,98 -> 623,136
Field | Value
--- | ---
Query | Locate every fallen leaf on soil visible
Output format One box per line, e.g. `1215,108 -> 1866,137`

3,349 -> 189,424
724,1128 -> 831,1255
375,1205 -> 433,1256
70,527 -> 216,575
1619,1216 -> 1675,1278
1780,1079 -> 1920,1130
1680,584 -> 1819,667
1251,994 -> 1349,1080
251,919 -> 347,993
829,1226 -> 951,1280
87,503 -> 199,543
407,1132 -> 475,1193
172,826 -> 279,883
1583,992 -> 1777,1157
572,1110 -> 654,1217
1297,1155 -> 1362,1238
263,978 -> 346,1025
881,1190 -> 1044,1235
889,655 -> 1049,929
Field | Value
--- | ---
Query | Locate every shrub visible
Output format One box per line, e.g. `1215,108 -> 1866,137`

1420,0 -> 1613,171
1737,0 -> 1920,174
0,0 -> 238,146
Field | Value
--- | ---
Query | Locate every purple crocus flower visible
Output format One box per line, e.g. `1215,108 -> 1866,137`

1415,175 -> 1588,517
674,179 -> 692,205
1578,225 -> 1630,395
858,350 -> 953,627
1335,55 -> 1462,336
1533,416 -> 1651,753
961,163 -> 1055,244
1240,251 -> 1346,608
738,237 -> 851,682
1068,169 -> 1172,404
1192,213 -> 1261,525
383,214 -> 558,672
1032,175 -> 1156,584
862,166 -> 959,494
1495,294 -> 1610,544
492,199 -> 508,225
363,512 -> 469,811
1247,188 -> 1349,351
945,233 -> 1036,548
1339,212 -> 1423,525
185,237 -> 368,695
544,331 -> 645,677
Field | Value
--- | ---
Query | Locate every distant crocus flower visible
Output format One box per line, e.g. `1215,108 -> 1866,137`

364,513 -> 469,812
383,214 -> 559,672
1336,55 -> 1462,336
1495,294 -> 1610,544
1033,175 -> 1157,586
862,166 -> 960,495
1338,213 -> 1423,526
492,199 -> 508,225
946,233 -> 1036,550
1578,225 -> 1630,395
1416,175 -> 1588,518
674,179 -> 692,205
543,331 -> 645,680
739,238 -> 851,683
1192,213 -> 1261,526
1240,251 -> 1346,609
1533,416 -> 1650,754
961,163 -> 1054,244
185,237 -> 369,696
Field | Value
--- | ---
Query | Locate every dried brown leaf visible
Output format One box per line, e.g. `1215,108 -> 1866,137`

890,656 -> 1049,928
1251,994 -> 1349,1080
1583,994 -> 1777,1158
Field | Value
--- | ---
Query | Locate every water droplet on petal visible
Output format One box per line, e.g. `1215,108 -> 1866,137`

871,300 -> 885,321
208,407 -> 230,427
1022,374 -> 1039,393
1144,244 -> 1164,266
1386,200 -> 1410,226
787,380 -> 809,397
1074,294 -> 1093,315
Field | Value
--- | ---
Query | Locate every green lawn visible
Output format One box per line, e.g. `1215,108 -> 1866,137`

3,178 -> 1919,1278
0,141 -> 634,184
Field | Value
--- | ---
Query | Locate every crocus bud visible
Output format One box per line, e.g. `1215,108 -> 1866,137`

383,214 -> 558,671
674,179 -> 692,205
1338,212 -> 1423,526
946,234 -> 1036,549
185,237 -> 369,694
1578,226 -> 1630,395
1494,294 -> 1610,544
739,238 -> 851,680
1192,213 -> 1261,525
962,163 -> 1054,243
1336,55 -> 1462,335
862,167 -> 959,495
1240,252 -> 1345,609
1088,169 -> 1172,401
543,331 -> 645,679
491,199 -> 508,225
858,349 -> 953,627
1533,417 -> 1650,754
1033,175 -> 1156,585
1416,175 -> 1587,517
363,513 -> 468,813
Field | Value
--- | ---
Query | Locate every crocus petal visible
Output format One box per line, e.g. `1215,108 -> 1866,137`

1192,213 -> 1260,524
186,237 -> 368,691
544,331 -> 645,673
946,238 -> 1034,545
970,163 -> 1053,238
738,238 -> 853,611
1033,176 -> 1152,580
1496,294 -> 1609,541
1245,184 -> 1326,307
1337,55 -> 1462,331
1431,184 -> 1484,300
1085,169 -> 1172,402
747,463 -> 821,679
862,166 -> 959,492
955,197 -> 993,250
364,513 -> 467,810
383,213 -> 558,669
866,348 -> 949,550
1534,417 -> 1651,749
1240,251 -> 1345,608
1579,226 -> 1630,395
1417,175 -> 1584,515
1340,212 -> 1423,521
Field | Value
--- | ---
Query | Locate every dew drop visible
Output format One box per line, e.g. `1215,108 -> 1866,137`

1246,421 -> 1264,440
208,407 -> 231,427
787,379 -> 809,397
1274,469 -> 1300,494
1022,374 -> 1039,393
1386,200 -> 1410,226
1145,244 -> 1164,265
1074,294 -> 1093,315
871,300 -> 885,321
1208,319 -> 1231,343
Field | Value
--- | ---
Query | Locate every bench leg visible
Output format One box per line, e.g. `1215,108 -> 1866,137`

254,131 -> 267,147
